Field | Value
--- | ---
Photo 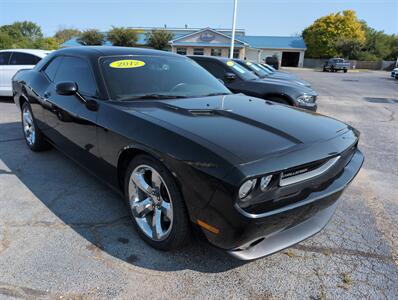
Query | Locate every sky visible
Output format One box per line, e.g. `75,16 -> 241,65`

0,0 -> 397,37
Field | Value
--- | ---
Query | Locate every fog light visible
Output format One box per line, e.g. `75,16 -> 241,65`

239,179 -> 257,199
260,175 -> 272,191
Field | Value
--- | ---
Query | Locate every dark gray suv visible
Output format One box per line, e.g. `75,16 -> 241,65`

189,56 -> 318,111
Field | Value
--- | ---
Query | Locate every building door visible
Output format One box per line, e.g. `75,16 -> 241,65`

281,52 -> 300,67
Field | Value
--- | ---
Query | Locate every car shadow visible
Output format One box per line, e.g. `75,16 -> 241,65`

0,121 -> 245,273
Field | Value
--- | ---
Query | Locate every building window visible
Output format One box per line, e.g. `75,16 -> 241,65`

228,48 -> 240,58
193,48 -> 204,55
211,48 -> 222,56
176,48 -> 187,55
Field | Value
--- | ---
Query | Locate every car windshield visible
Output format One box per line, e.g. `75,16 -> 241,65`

224,60 -> 259,81
100,55 -> 231,100
242,61 -> 272,77
256,63 -> 274,74
264,64 -> 276,72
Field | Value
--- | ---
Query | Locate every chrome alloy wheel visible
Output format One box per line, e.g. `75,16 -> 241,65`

22,106 -> 36,146
128,165 -> 173,241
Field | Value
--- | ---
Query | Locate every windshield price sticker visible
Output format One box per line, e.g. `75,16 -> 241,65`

110,60 -> 146,69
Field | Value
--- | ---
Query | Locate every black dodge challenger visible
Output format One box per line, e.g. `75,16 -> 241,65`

12,47 -> 363,260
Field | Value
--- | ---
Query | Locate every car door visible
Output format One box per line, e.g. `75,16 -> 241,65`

195,60 -> 241,92
0,51 -> 12,96
42,55 -> 101,169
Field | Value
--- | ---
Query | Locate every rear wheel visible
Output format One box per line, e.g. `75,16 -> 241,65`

21,102 -> 50,152
344,69 -> 347,73
124,154 -> 191,250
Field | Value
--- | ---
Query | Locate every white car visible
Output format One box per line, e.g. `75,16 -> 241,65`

391,68 -> 398,78
0,49 -> 50,96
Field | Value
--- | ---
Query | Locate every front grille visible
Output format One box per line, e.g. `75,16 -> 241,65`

281,160 -> 325,180
244,144 -> 357,214
280,156 -> 340,186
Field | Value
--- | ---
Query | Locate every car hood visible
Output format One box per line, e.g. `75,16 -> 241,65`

122,94 -> 351,164
255,78 -> 317,96
263,73 -> 311,87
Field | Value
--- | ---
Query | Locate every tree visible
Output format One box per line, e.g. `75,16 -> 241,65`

303,10 -> 365,58
34,37 -> 61,50
0,21 -> 43,49
334,38 -> 362,59
54,28 -> 81,43
77,29 -> 105,46
107,27 -> 138,47
0,31 -> 13,49
388,35 -> 398,60
356,21 -> 395,61
12,21 -> 43,41
146,29 -> 174,50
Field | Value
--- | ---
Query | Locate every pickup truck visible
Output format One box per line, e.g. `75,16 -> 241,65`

323,58 -> 350,73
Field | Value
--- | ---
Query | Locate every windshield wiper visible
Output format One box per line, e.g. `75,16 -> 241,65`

120,94 -> 188,101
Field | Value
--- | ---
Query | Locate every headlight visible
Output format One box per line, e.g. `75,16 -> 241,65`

260,175 -> 273,191
238,179 -> 257,199
297,94 -> 314,104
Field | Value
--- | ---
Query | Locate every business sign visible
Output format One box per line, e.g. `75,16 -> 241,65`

200,31 -> 216,42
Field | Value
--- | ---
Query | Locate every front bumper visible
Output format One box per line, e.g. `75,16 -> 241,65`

297,101 -> 317,111
198,148 -> 363,260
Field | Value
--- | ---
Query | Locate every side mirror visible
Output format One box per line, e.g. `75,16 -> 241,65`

225,72 -> 237,81
56,81 -> 78,96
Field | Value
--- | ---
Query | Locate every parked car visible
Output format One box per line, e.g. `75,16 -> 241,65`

189,56 -> 318,111
391,68 -> 398,78
12,47 -> 363,260
265,56 -> 279,69
0,49 -> 50,96
323,58 -> 350,73
261,62 -> 295,76
261,63 -> 276,72
234,59 -> 312,87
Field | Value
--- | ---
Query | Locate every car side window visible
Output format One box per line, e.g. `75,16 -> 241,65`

0,52 -> 12,65
54,56 -> 97,97
9,52 -> 41,65
43,56 -> 63,82
197,60 -> 226,80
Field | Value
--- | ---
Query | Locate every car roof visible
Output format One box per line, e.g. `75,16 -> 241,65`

0,49 -> 51,57
53,46 -> 179,59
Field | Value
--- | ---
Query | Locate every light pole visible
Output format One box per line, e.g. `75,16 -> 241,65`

229,0 -> 238,59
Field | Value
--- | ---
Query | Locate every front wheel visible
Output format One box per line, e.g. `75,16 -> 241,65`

124,154 -> 191,250
344,69 -> 347,73
21,102 -> 50,151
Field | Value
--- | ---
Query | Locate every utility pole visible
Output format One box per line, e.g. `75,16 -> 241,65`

229,0 -> 238,59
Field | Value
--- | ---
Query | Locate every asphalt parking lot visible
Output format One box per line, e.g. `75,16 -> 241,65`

0,69 -> 397,299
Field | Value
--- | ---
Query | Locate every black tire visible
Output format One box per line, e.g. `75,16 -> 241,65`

344,69 -> 347,73
323,67 -> 327,72
124,154 -> 191,250
21,102 -> 50,152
